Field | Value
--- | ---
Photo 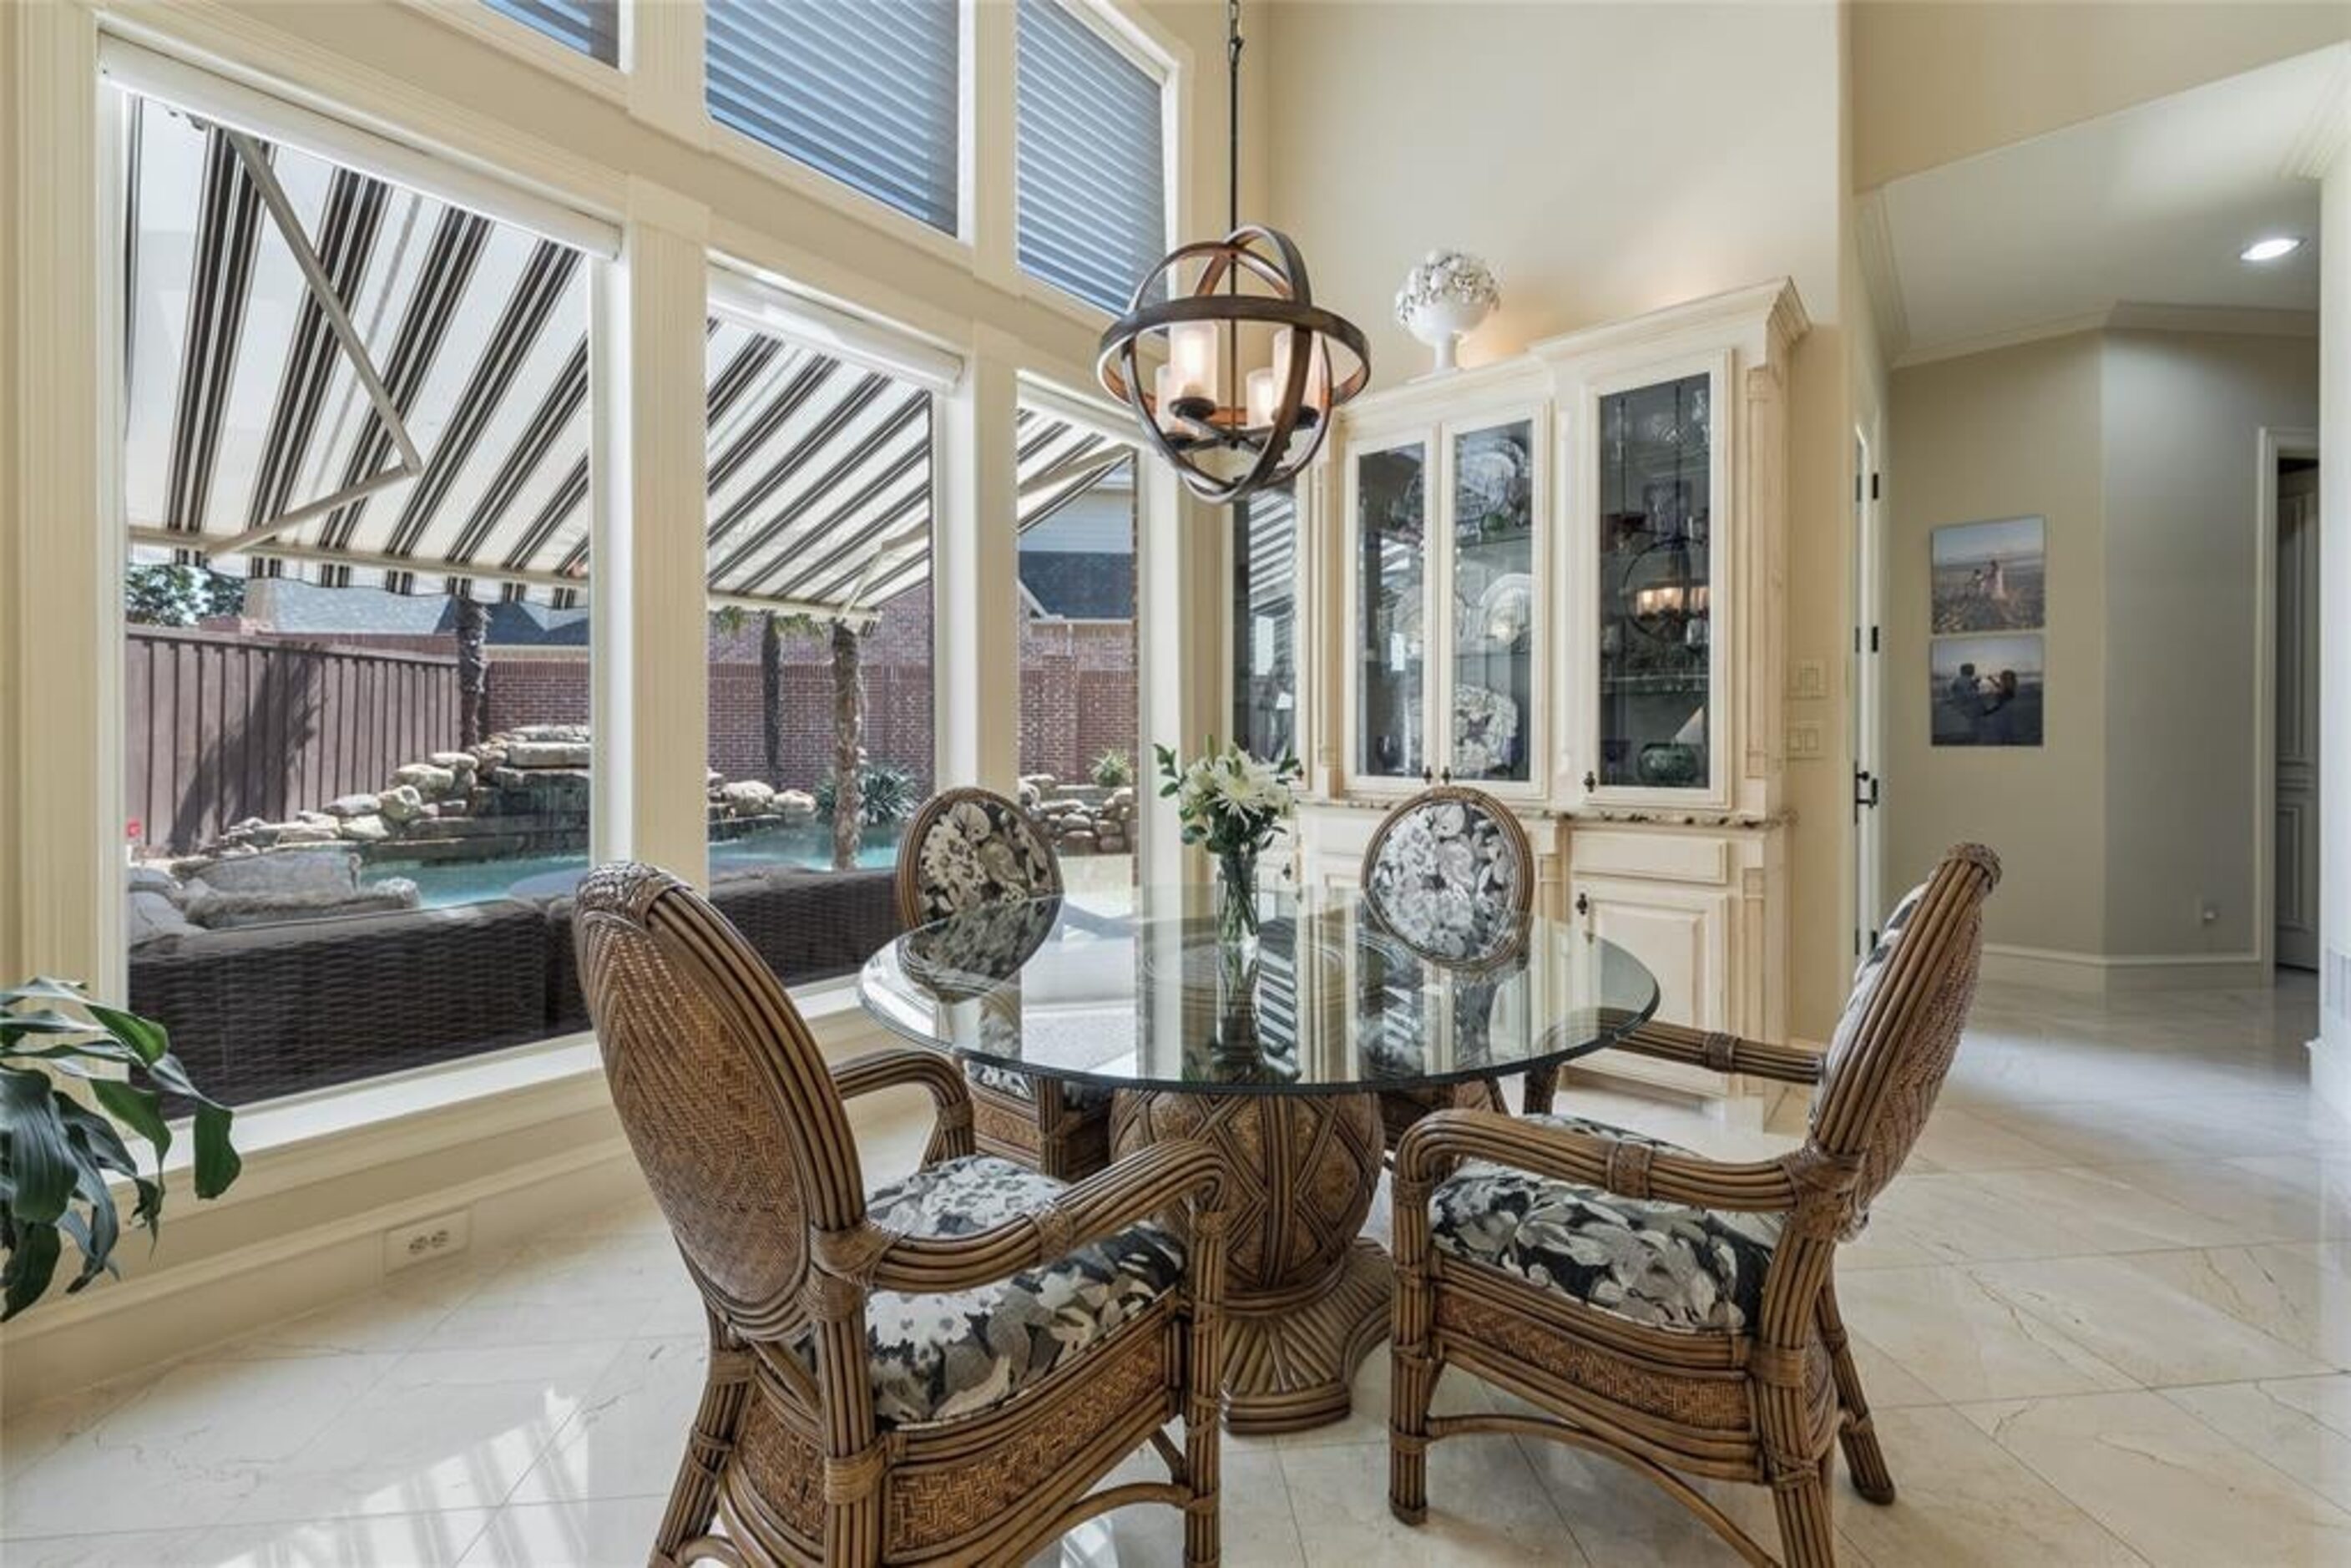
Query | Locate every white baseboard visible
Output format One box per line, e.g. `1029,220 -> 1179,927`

1980,943 -> 2269,994
2314,1023 -> 2351,1125
0,992 -> 908,1414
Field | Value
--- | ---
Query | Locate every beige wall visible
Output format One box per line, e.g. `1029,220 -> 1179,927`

1853,0 -> 2351,191
1887,327 -> 2318,962
1265,0 -> 1856,1038
2102,330 -> 2318,955
1265,1 -> 1841,378
1888,332 -> 2108,954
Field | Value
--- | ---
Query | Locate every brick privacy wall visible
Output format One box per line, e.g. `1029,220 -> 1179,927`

252,588 -> 1132,793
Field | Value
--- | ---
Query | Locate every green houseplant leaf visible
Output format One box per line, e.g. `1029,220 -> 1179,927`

0,980 -> 242,1319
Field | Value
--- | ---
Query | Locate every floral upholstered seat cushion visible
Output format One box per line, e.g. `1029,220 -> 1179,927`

1429,1115 -> 1782,1335
1364,798 -> 1525,962
965,1061 -> 1111,1110
911,796 -> 1058,923
797,1154 -> 1182,1425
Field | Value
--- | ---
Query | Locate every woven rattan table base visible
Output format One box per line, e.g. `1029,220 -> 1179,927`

1112,1087 -> 1391,1434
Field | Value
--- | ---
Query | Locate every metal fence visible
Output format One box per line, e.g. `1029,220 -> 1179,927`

126,627 -> 461,853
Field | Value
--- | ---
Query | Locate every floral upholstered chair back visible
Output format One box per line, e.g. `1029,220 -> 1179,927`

1360,786 -> 1534,964
572,862 -> 862,1333
1803,843 -> 2000,1240
896,787 -> 1063,928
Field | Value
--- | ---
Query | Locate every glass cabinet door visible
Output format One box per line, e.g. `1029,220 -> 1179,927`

1595,373 -> 1712,791
1449,418 -> 1535,783
1355,442 -> 1428,780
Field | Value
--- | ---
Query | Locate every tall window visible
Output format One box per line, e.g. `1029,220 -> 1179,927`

708,0 -> 961,235
702,315 -> 937,885
482,0 -> 619,65
1232,485 -> 1297,761
118,92 -> 597,1106
1014,408 -> 1139,899
1015,0 -> 1166,313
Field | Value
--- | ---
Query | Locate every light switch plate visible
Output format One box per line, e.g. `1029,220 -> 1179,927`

1787,721 -> 1824,760
1789,660 -> 1828,701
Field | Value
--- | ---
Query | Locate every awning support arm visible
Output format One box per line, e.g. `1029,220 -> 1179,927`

203,128 -> 424,559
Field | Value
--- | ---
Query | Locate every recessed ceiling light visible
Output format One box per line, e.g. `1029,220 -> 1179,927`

2242,236 -> 2303,263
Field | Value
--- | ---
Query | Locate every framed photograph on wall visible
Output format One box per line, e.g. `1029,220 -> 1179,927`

1931,633 -> 2044,747
1931,516 -> 2045,634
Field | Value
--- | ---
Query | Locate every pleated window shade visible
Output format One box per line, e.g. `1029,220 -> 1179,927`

707,0 -> 962,236
1015,0 -> 1167,314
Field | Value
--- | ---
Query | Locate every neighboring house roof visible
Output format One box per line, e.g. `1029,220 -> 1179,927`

243,577 -> 591,645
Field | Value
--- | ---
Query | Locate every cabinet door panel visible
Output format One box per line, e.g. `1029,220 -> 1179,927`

1576,877 -> 1727,1030
1449,417 -> 1538,785
1591,370 -> 1720,797
1354,441 -> 1429,781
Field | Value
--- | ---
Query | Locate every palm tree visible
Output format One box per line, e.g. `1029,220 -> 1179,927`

454,596 -> 489,747
830,617 -> 863,872
761,610 -> 786,783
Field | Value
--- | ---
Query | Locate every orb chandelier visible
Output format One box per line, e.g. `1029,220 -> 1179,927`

1096,0 -> 1369,505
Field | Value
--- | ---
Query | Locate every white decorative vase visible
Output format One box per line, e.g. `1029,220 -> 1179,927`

1396,250 -> 1500,376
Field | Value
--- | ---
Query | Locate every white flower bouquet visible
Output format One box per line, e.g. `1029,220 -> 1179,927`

1155,738 -> 1302,938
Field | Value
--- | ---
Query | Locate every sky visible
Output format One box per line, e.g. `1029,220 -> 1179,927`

1932,516 -> 2043,567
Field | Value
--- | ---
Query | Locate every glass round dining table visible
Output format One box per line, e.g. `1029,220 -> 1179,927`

858,883 -> 1661,1434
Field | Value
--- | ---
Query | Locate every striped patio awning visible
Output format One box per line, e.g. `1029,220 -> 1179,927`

123,96 -> 1130,616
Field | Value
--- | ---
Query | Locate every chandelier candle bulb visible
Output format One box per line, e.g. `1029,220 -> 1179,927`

1246,367 -> 1278,427
1167,320 -> 1220,412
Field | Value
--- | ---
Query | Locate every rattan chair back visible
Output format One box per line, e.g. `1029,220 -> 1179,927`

1802,843 -> 2001,1236
574,861 -> 863,1342
894,785 -> 1064,928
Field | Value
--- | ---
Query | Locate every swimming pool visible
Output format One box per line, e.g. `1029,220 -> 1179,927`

367,823 -> 905,908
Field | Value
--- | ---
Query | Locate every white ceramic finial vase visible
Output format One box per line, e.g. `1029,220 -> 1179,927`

1396,250 -> 1500,377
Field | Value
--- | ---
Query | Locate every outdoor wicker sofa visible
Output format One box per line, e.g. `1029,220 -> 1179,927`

133,864 -> 902,1107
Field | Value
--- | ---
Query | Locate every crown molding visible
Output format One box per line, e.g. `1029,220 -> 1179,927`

2281,44 -> 2351,180
1853,188 -> 1910,364
1894,301 -> 2318,370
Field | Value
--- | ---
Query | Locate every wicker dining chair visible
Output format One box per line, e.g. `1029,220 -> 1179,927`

1389,842 -> 2000,1567
574,863 -> 1229,1568
894,786 -> 1114,1180
1359,784 -> 1536,1149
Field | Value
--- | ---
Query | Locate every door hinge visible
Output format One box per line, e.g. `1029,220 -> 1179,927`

1869,625 -> 1881,653
1870,472 -> 1881,500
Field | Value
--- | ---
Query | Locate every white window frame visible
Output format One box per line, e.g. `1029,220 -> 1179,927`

399,0 -> 629,102
6,0 -> 1215,1137
705,0 -> 981,267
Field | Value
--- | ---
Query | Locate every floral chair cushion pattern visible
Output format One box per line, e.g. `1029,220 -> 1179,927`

1363,798 -> 1525,963
911,796 -> 1059,923
1428,1114 -> 1782,1335
793,1154 -> 1183,1425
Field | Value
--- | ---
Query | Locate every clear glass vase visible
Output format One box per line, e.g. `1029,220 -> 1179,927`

1216,848 -> 1261,946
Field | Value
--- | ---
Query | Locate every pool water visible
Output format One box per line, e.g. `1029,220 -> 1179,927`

368,822 -> 904,908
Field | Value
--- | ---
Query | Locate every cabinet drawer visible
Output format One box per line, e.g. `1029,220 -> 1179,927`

1570,830 -> 1729,887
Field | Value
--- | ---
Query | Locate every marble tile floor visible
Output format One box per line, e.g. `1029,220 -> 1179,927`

8,977 -> 2351,1565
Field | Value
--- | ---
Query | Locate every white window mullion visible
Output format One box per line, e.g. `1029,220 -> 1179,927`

624,0 -> 707,149
936,341 -> 1021,792
5,1 -> 113,989
968,0 -> 1019,291
593,184 -> 710,883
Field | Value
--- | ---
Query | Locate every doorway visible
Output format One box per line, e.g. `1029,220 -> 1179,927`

1851,428 -> 1886,956
2272,445 -> 2321,972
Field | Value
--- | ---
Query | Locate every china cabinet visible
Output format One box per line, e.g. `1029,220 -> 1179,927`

1292,280 -> 1807,1109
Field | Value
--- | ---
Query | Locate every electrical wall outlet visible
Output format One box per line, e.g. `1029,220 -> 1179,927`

384,1209 -> 471,1272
